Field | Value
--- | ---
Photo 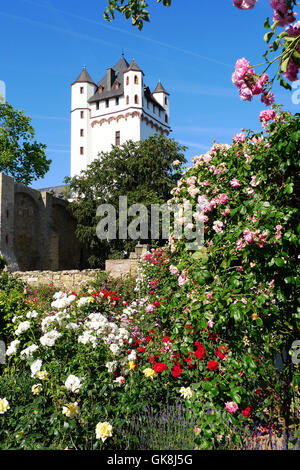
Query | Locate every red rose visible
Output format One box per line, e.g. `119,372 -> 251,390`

153,301 -> 160,307
216,345 -> 229,360
242,406 -> 251,418
153,362 -> 168,374
146,335 -> 153,344
255,389 -> 262,395
171,364 -> 182,377
138,347 -> 146,353
195,343 -> 206,359
207,360 -> 219,371
163,336 -> 171,343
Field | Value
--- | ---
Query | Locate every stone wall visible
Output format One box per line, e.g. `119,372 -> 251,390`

0,173 -> 84,272
14,269 -> 103,291
14,257 -> 139,291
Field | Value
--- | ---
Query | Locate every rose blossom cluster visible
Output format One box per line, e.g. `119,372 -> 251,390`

259,109 -> 276,128
283,21 -> 300,82
232,58 -> 274,105
270,0 -> 296,27
233,0 -> 257,9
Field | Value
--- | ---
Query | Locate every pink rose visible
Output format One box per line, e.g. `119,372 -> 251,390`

218,193 -> 229,204
243,229 -> 255,243
225,401 -> 239,414
178,270 -> 189,287
233,132 -> 246,143
231,178 -> 240,188
233,0 -> 257,9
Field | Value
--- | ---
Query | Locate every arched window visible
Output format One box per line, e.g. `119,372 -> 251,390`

126,76 -> 129,86
134,95 -> 139,104
165,96 -> 168,105
126,96 -> 129,105
165,114 -> 168,123
134,75 -> 139,84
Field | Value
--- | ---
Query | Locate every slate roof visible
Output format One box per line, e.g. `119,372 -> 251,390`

126,58 -> 144,74
153,80 -> 169,95
88,57 -> 129,104
72,67 -> 96,86
87,56 -> 163,109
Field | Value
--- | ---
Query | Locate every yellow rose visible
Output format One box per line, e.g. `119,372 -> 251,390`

179,387 -> 193,399
36,370 -> 48,380
251,313 -> 258,321
143,368 -> 157,379
62,402 -> 80,418
0,398 -> 10,414
128,361 -> 136,370
95,422 -> 113,442
32,383 -> 43,395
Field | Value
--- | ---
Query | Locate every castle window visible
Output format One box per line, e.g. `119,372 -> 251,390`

80,147 -> 84,155
96,102 -> 99,110
126,96 -> 129,105
126,76 -> 129,86
98,86 -> 103,94
115,131 -> 120,146
80,129 -> 84,137
114,82 -> 119,90
80,111 -> 84,118
165,114 -> 168,123
80,87 -> 84,94
134,75 -> 139,84
105,99 -> 109,108
116,97 -> 119,106
134,95 -> 139,104
165,97 -> 168,105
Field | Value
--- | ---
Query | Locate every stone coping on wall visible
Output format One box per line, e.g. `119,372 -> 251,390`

13,269 -> 104,290
12,260 -> 138,290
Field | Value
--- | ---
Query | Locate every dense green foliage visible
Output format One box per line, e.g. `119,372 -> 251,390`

0,103 -> 51,185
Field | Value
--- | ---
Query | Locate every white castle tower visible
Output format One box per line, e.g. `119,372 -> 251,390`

70,56 -> 171,177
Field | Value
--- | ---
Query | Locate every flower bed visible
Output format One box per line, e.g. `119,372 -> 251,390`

0,108 -> 299,450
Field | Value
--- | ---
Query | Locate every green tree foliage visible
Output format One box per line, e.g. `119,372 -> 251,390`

0,103 -> 51,185
104,0 -> 171,30
65,134 -> 186,268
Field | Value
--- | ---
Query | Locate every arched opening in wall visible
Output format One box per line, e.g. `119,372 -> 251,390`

134,75 -> 139,84
165,114 -> 168,123
126,76 -> 129,85
126,96 -> 129,105
14,192 -> 40,270
134,95 -> 139,104
51,204 -> 82,270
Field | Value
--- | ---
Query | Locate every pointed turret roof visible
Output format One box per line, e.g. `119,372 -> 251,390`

126,59 -> 144,75
72,67 -> 96,86
153,80 -> 169,95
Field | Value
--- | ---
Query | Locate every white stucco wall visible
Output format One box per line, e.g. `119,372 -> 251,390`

70,72 -> 171,178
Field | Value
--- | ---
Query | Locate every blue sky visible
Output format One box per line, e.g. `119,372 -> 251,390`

0,0 -> 298,189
